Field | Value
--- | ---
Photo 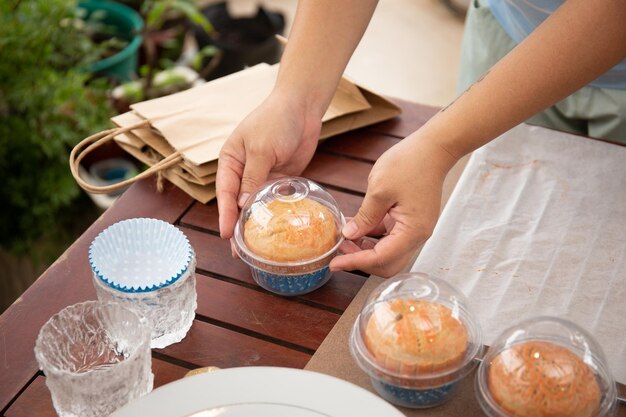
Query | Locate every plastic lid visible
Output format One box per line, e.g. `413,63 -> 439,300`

476,317 -> 617,417
233,177 -> 345,273
350,273 -> 483,388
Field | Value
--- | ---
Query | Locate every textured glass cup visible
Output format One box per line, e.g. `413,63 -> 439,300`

90,218 -> 197,348
34,301 -> 153,417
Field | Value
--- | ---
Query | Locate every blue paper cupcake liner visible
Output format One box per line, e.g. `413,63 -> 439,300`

250,266 -> 332,296
89,218 -> 193,293
371,378 -> 458,408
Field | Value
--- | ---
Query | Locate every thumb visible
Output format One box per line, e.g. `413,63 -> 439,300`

238,154 -> 274,207
343,191 -> 392,240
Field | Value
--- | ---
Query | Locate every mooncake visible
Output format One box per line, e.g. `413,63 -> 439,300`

244,197 -> 338,262
488,341 -> 601,417
364,299 -> 468,376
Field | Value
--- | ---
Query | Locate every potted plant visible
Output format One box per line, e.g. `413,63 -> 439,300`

78,1 -> 144,81
109,0 -> 221,111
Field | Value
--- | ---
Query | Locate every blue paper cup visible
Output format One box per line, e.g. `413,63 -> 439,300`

248,265 -> 332,296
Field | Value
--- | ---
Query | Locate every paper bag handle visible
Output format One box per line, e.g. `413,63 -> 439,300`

70,121 -> 183,194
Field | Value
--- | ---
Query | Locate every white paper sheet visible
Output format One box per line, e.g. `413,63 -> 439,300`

412,123 -> 626,384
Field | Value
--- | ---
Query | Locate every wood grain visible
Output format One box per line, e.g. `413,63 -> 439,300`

194,273 -> 339,351
320,130 -> 400,162
302,153 -> 372,194
156,318 -> 311,369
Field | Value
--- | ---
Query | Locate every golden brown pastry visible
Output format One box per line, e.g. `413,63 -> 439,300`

364,299 -> 468,377
488,341 -> 601,417
244,198 -> 338,262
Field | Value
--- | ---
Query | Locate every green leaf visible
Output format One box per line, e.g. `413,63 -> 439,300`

170,1 -> 214,34
0,0 -> 114,252
198,45 -> 219,57
146,1 -> 168,28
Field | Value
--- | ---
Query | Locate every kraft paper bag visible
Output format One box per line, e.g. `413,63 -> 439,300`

71,63 -> 400,202
116,140 -> 216,204
116,129 -> 216,186
127,63 -> 374,166
112,112 -> 218,180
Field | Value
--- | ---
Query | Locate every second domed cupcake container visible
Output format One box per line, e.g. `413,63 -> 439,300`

350,273 -> 484,408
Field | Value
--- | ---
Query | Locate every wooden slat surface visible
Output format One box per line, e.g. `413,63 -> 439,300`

194,274 -> 339,351
303,153 -> 372,194
320,130 -> 400,162
156,318 -> 311,369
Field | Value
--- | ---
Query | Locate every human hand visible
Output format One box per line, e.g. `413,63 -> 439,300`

329,134 -> 458,277
217,91 -> 323,239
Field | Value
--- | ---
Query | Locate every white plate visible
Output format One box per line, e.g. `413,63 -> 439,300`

112,367 -> 404,417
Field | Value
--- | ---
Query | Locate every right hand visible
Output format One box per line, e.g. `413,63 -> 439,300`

216,91 -> 322,239
329,134 -> 457,277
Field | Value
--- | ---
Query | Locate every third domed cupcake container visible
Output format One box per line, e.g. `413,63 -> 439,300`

233,177 -> 345,296
475,316 -> 617,417
350,273 -> 484,408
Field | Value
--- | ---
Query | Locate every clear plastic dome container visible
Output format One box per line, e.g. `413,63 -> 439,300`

476,316 -> 617,417
233,177 -> 346,296
350,272 -> 483,408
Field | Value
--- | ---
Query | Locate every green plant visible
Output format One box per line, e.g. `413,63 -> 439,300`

75,7 -> 131,59
0,0 -> 113,253
138,0 -> 219,99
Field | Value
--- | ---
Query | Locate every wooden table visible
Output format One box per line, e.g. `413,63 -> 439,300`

2,98 -> 624,416
0,98 -> 440,417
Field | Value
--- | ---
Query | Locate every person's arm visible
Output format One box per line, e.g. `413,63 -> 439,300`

431,0 -> 626,158
276,0 -> 379,119
216,0 -> 378,239
330,0 -> 626,276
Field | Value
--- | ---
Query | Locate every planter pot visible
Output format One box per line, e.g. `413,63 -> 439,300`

194,2 -> 285,80
79,1 -> 144,81
78,140 -> 139,209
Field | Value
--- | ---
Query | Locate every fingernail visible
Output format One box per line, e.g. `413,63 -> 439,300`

238,193 -> 250,208
342,220 -> 358,239
329,260 -> 340,272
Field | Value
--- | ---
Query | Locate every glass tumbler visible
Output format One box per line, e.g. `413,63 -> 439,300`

89,218 -> 197,348
34,301 -> 153,417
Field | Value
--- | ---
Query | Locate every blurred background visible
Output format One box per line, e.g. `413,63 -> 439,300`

0,0 -> 465,312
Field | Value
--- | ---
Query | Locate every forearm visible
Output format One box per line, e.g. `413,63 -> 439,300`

275,0 -> 378,118
420,0 -> 626,159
